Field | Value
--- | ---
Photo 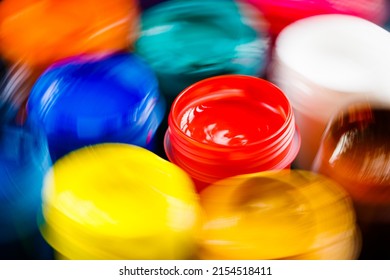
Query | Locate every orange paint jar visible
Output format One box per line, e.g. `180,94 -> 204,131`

0,0 -> 139,67
198,170 -> 360,260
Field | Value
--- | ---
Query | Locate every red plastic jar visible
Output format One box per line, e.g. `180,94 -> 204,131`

164,75 -> 300,191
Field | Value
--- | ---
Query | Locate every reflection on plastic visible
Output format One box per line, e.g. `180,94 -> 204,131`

0,61 -> 43,124
0,0 -> 139,67
135,0 -> 269,100
165,75 -> 300,192
270,14 -> 390,169
313,103 -> 390,223
41,144 -> 201,260
27,52 -> 165,161
198,170 -> 360,260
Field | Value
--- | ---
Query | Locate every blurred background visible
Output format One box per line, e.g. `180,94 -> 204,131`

1,0 -> 390,260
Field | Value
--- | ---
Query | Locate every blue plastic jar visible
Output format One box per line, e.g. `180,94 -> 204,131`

27,52 -> 165,161
0,122 -> 51,244
135,0 -> 270,101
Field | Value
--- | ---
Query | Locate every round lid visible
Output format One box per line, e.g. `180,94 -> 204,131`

275,14 -> 390,94
169,75 -> 293,152
136,0 -> 268,76
0,0 -> 138,67
41,144 -> 200,258
27,52 -> 162,140
198,170 -> 358,259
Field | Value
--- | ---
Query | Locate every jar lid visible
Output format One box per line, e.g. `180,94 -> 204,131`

198,170 -> 359,260
275,14 -> 390,94
0,0 -> 138,67
136,0 -> 268,77
27,52 -> 164,142
41,144 -> 200,259
168,75 -> 294,153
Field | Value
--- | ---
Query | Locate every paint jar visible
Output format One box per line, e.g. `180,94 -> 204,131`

312,102 -> 390,259
27,52 -> 165,162
40,144 -> 200,260
313,103 -> 390,221
0,122 -> 51,245
165,75 -> 300,192
0,0 -> 139,68
135,0 -> 269,103
198,170 -> 360,260
270,14 -> 390,169
243,0 -> 388,40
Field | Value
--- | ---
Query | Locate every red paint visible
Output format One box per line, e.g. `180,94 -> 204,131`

165,75 -> 300,191
179,97 -> 286,147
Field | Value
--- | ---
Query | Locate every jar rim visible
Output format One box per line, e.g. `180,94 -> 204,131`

168,74 -> 295,153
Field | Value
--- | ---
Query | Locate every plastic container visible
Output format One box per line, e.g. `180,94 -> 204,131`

135,0 -> 269,102
313,102 -> 390,222
165,75 -> 300,191
270,14 -> 390,169
312,102 -> 390,259
243,0 -> 388,40
40,144 -> 201,260
0,123 -> 51,244
27,52 -> 165,162
0,0 -> 139,68
197,170 -> 360,260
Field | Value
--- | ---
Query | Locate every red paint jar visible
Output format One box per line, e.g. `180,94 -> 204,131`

165,75 -> 300,191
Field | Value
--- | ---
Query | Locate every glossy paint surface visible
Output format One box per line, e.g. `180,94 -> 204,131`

0,0 -> 138,67
41,144 -> 200,259
27,52 -> 165,161
198,170 -> 359,260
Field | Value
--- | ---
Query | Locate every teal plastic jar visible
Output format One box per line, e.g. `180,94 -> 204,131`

135,0 -> 269,102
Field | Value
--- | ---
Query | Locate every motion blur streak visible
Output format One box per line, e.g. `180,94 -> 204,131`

198,170 -> 360,260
